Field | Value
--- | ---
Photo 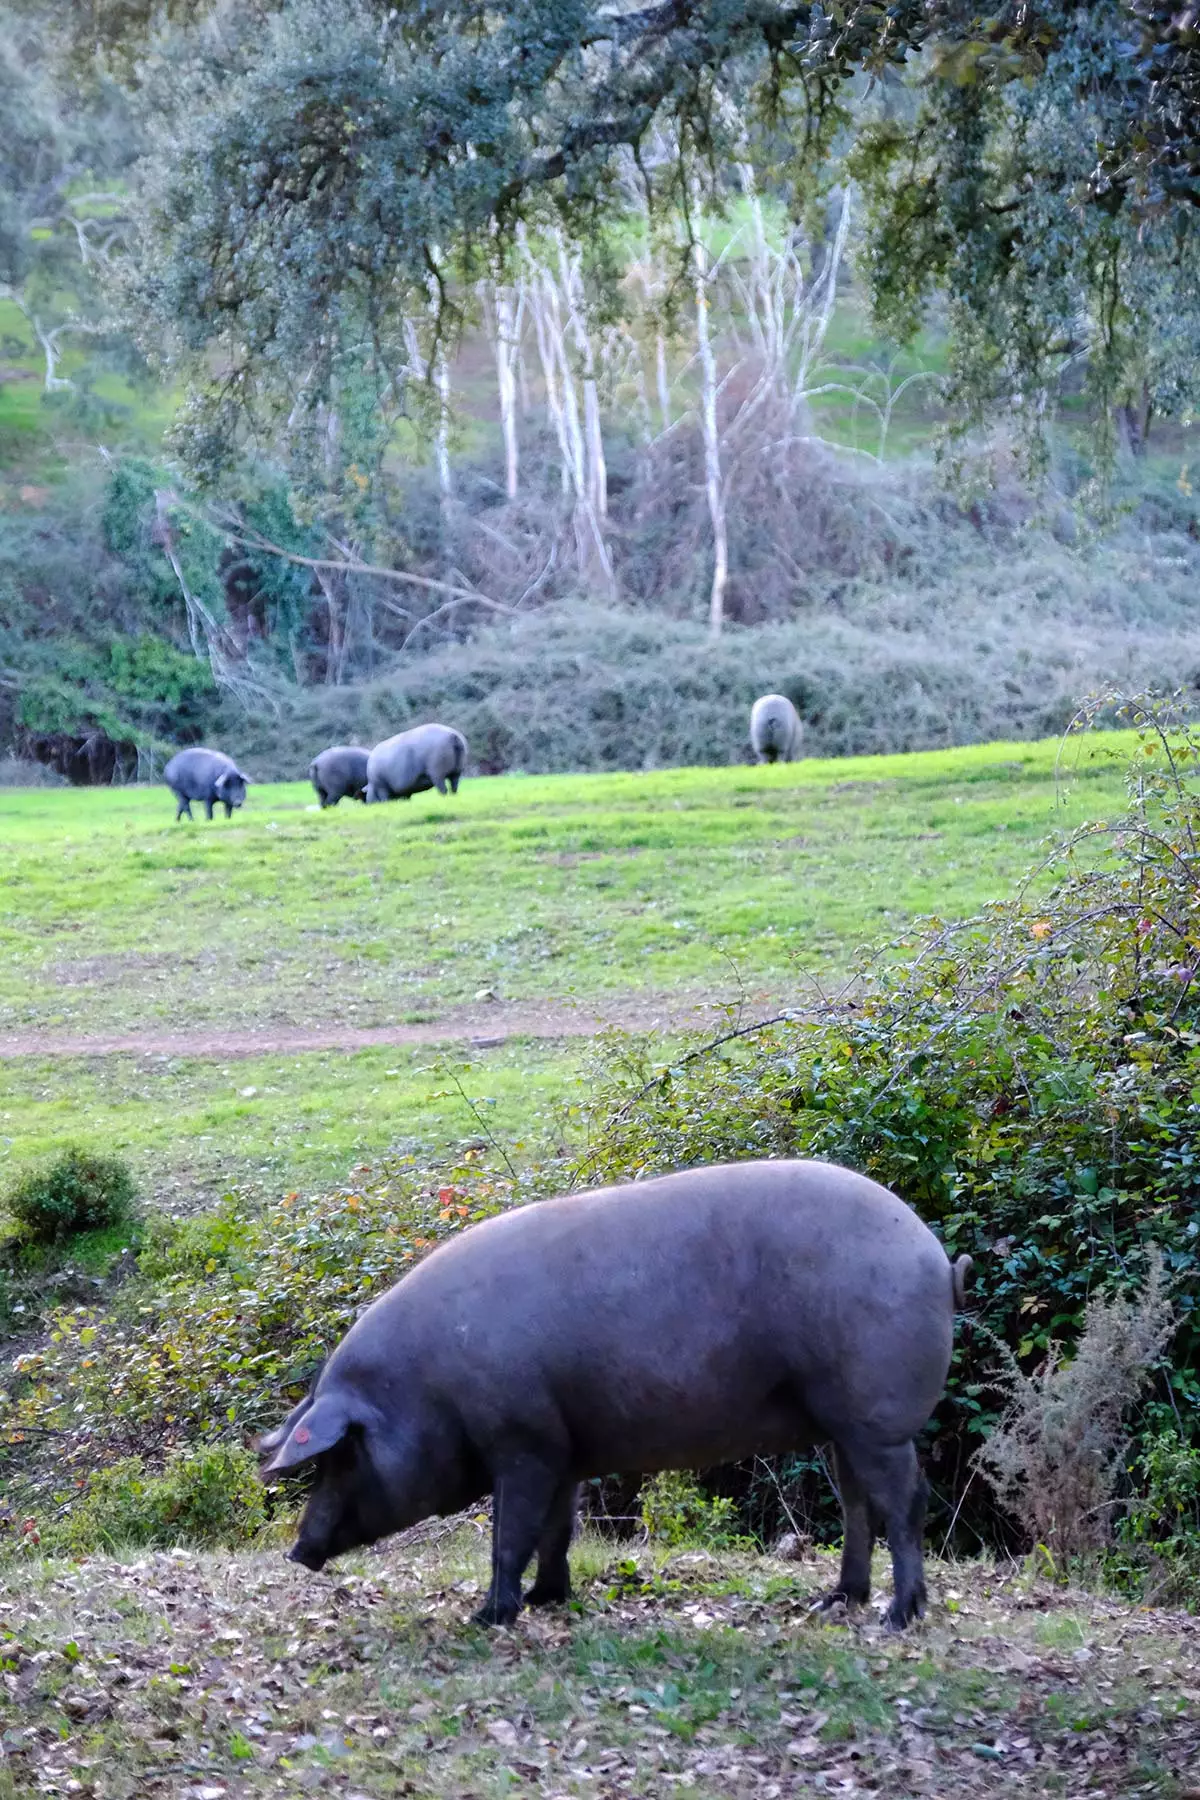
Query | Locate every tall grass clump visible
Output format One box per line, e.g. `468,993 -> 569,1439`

973,1254 -> 1175,1563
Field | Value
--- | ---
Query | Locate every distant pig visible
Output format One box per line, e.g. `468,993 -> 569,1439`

163,747 -> 250,821
365,723 -> 467,803
750,693 -> 802,763
310,746 -> 370,808
260,1159 -> 971,1630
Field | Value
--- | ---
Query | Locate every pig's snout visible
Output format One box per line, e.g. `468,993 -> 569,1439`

287,1541 -> 328,1572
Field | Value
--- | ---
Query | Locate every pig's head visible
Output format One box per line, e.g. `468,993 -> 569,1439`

259,1390 -> 395,1570
215,768 -> 248,810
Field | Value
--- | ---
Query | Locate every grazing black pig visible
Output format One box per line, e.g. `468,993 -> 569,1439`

163,747 -> 249,821
260,1159 -> 971,1629
310,746 -> 370,808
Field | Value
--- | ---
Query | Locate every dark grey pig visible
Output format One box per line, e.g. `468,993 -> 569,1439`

163,747 -> 250,821
750,693 -> 802,763
365,723 -> 467,803
260,1159 -> 971,1630
310,746 -> 370,808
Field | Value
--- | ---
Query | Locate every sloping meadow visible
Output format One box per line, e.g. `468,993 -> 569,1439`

2,708 -> 1199,1587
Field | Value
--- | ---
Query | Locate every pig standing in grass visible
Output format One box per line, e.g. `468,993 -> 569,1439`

163,748 -> 250,821
750,693 -> 802,763
260,1159 -> 971,1630
310,746 -> 370,808
365,723 -> 467,803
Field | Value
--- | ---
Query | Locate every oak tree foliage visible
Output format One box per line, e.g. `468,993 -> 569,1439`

74,1 -> 1194,483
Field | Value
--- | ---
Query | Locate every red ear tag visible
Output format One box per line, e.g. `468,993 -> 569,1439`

294,1426 -> 311,1444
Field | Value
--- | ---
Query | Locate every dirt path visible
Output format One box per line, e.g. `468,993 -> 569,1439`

0,993 -> 750,1060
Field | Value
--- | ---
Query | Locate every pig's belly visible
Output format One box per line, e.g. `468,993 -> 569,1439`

565,1382 -> 817,1477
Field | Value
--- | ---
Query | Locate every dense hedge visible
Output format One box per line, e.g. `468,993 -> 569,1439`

6,448 -> 1200,780
222,578 -> 1200,781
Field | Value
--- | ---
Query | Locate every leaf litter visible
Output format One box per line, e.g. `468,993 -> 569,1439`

0,1536 -> 1197,1797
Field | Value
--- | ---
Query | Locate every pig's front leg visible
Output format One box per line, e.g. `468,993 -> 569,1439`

475,1453 -> 567,1626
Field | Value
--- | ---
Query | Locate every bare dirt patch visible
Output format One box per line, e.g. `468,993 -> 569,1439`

0,992 -> 743,1061
50,952 -> 191,988
541,848 -> 649,866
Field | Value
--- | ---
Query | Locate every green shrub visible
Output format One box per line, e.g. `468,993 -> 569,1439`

1104,1429 -> 1200,1607
4,1148 -> 137,1244
640,1471 -> 747,1551
52,1445 -> 267,1555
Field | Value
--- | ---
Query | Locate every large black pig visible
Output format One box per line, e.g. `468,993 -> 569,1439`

260,1160 -> 971,1629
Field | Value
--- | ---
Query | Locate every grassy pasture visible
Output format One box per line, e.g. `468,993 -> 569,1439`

0,733 -> 1132,1201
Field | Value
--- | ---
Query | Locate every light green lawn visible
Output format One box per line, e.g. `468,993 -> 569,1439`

0,1040 -> 579,1211
0,731 -> 1131,1039
0,731 -> 1134,1200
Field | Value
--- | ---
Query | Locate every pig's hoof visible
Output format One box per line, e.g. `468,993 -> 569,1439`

883,1590 -> 926,1631
471,1599 -> 520,1628
525,1579 -> 571,1609
810,1588 -> 865,1616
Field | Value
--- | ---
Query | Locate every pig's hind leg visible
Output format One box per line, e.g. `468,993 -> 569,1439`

817,1435 -> 928,1630
525,1478 -> 578,1608
811,1443 -> 875,1614
475,1453 -> 568,1627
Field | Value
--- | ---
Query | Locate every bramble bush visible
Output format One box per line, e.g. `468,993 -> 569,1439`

0,1152 -> 531,1537
45,1445 -> 268,1556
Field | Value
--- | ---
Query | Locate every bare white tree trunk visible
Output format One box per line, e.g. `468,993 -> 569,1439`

692,234 -> 727,638
556,235 -> 609,523
515,283 -> 533,418
520,227 -> 612,588
493,284 -> 520,500
525,263 -> 574,498
655,331 -> 671,433
0,287 -> 87,393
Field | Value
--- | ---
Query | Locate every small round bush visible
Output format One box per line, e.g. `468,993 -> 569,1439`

4,1147 -> 137,1243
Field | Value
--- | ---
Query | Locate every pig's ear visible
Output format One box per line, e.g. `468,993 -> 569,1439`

261,1394 -> 352,1474
257,1394 -> 312,1458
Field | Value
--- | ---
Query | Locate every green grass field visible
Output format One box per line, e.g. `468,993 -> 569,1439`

0,732 -> 1134,1204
